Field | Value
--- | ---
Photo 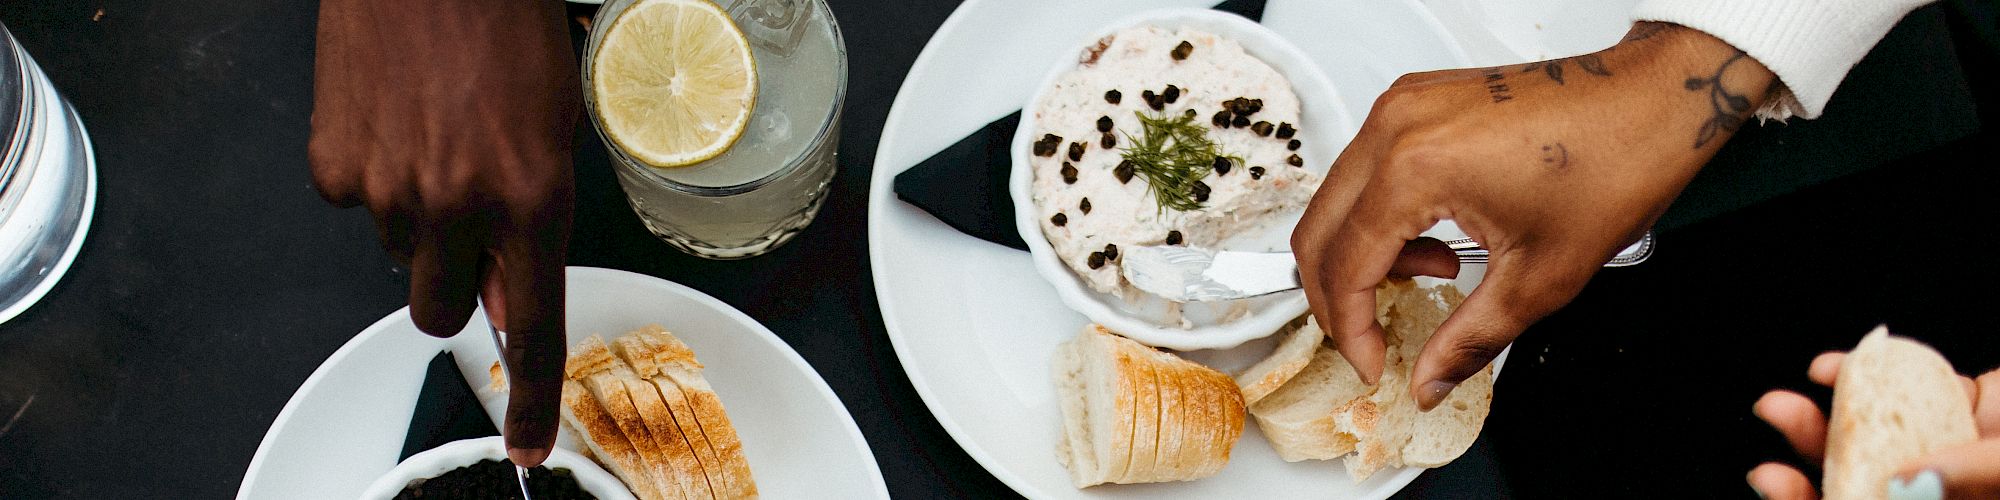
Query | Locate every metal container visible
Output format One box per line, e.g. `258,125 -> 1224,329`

0,23 -> 96,325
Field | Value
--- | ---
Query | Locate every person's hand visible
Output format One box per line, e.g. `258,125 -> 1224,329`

1291,23 -> 1778,409
309,0 -> 578,466
1750,353 -> 2000,499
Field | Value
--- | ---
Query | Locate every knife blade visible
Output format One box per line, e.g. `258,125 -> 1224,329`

1122,232 -> 1655,302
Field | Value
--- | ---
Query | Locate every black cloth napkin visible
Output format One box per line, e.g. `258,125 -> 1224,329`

892,0 -> 1267,251
400,351 -> 501,461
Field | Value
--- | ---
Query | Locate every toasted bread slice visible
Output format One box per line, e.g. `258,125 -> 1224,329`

1235,318 -> 1321,406
561,380 -> 669,500
634,326 -> 758,499
1823,327 -> 1978,500
1252,343 -> 1369,462
574,336 -> 690,500
601,344 -> 715,500
613,335 -> 725,500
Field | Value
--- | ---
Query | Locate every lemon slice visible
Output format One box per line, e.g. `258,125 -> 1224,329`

592,0 -> 757,168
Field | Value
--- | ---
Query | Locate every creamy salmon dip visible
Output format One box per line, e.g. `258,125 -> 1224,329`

1030,25 -> 1321,297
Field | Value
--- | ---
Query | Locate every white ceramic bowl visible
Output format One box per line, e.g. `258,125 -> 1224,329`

1008,8 -> 1353,351
358,437 -> 635,500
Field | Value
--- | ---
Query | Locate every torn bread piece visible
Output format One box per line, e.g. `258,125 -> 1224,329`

633,326 -> 759,499
1340,279 -> 1487,481
1234,317 -> 1320,406
1823,327 -> 1978,500
1250,340 -> 1370,462
1054,325 -> 1245,487
561,380 -> 669,500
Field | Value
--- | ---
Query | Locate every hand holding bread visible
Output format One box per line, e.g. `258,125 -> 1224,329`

1749,327 -> 2000,500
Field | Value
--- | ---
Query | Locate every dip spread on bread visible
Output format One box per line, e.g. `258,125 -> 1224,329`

1029,25 -> 1321,297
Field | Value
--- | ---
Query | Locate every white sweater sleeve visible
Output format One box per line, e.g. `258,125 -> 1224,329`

1631,0 -> 1935,121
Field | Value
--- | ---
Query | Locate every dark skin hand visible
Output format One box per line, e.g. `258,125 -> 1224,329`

1291,23 -> 1778,410
310,0 -> 578,466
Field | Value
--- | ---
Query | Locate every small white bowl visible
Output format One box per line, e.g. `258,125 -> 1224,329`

358,436 -> 635,500
1009,8 -> 1354,351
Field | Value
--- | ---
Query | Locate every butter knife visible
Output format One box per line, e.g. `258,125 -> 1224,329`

1121,232 -> 1655,302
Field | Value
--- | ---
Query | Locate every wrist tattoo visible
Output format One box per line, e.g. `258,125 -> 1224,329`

1482,67 -> 1513,103
1521,54 -> 1609,85
1685,51 -> 1753,149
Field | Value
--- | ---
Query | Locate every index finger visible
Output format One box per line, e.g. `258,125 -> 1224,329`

483,240 -> 569,468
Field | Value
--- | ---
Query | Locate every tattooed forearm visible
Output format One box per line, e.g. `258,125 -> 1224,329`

1684,51 -> 1753,148
1521,54 -> 1610,85
1482,67 -> 1513,103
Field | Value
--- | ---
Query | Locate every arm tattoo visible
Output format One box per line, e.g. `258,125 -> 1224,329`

1482,67 -> 1513,103
1684,51 -> 1754,149
1521,54 -> 1610,85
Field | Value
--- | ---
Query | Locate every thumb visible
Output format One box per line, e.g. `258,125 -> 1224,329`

1410,247 -> 1593,411
1895,439 -> 2000,499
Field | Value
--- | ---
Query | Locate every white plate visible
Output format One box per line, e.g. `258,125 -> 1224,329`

870,1 -> 1491,498
1421,0 -> 1639,63
1008,9 -> 1352,351
238,267 -> 888,499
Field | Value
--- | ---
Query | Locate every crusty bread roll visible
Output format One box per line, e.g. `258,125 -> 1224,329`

1055,325 -> 1246,487
559,328 -> 759,500
1245,279 -> 1495,482
1823,327 -> 1977,500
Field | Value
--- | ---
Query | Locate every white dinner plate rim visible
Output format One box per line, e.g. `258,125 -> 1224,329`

237,266 -> 888,499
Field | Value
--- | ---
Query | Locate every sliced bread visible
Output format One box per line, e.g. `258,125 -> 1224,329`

631,326 -> 758,499
1235,317 -> 1321,406
1054,325 -> 1246,487
1252,341 -> 1371,462
1053,325 -> 1140,487
1823,327 -> 1978,500
560,379 -> 669,500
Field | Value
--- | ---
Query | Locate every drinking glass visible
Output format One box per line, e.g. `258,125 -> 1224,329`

584,0 -> 848,260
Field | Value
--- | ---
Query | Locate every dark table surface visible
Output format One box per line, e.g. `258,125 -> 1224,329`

0,0 -> 1995,498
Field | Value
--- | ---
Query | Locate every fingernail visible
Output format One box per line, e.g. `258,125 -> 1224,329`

508,446 -> 552,468
1745,472 -> 1766,500
1354,365 -> 1378,386
1416,380 -> 1456,411
1888,469 -> 1943,500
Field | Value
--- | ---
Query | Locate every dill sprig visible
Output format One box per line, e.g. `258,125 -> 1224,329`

1121,111 -> 1234,212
